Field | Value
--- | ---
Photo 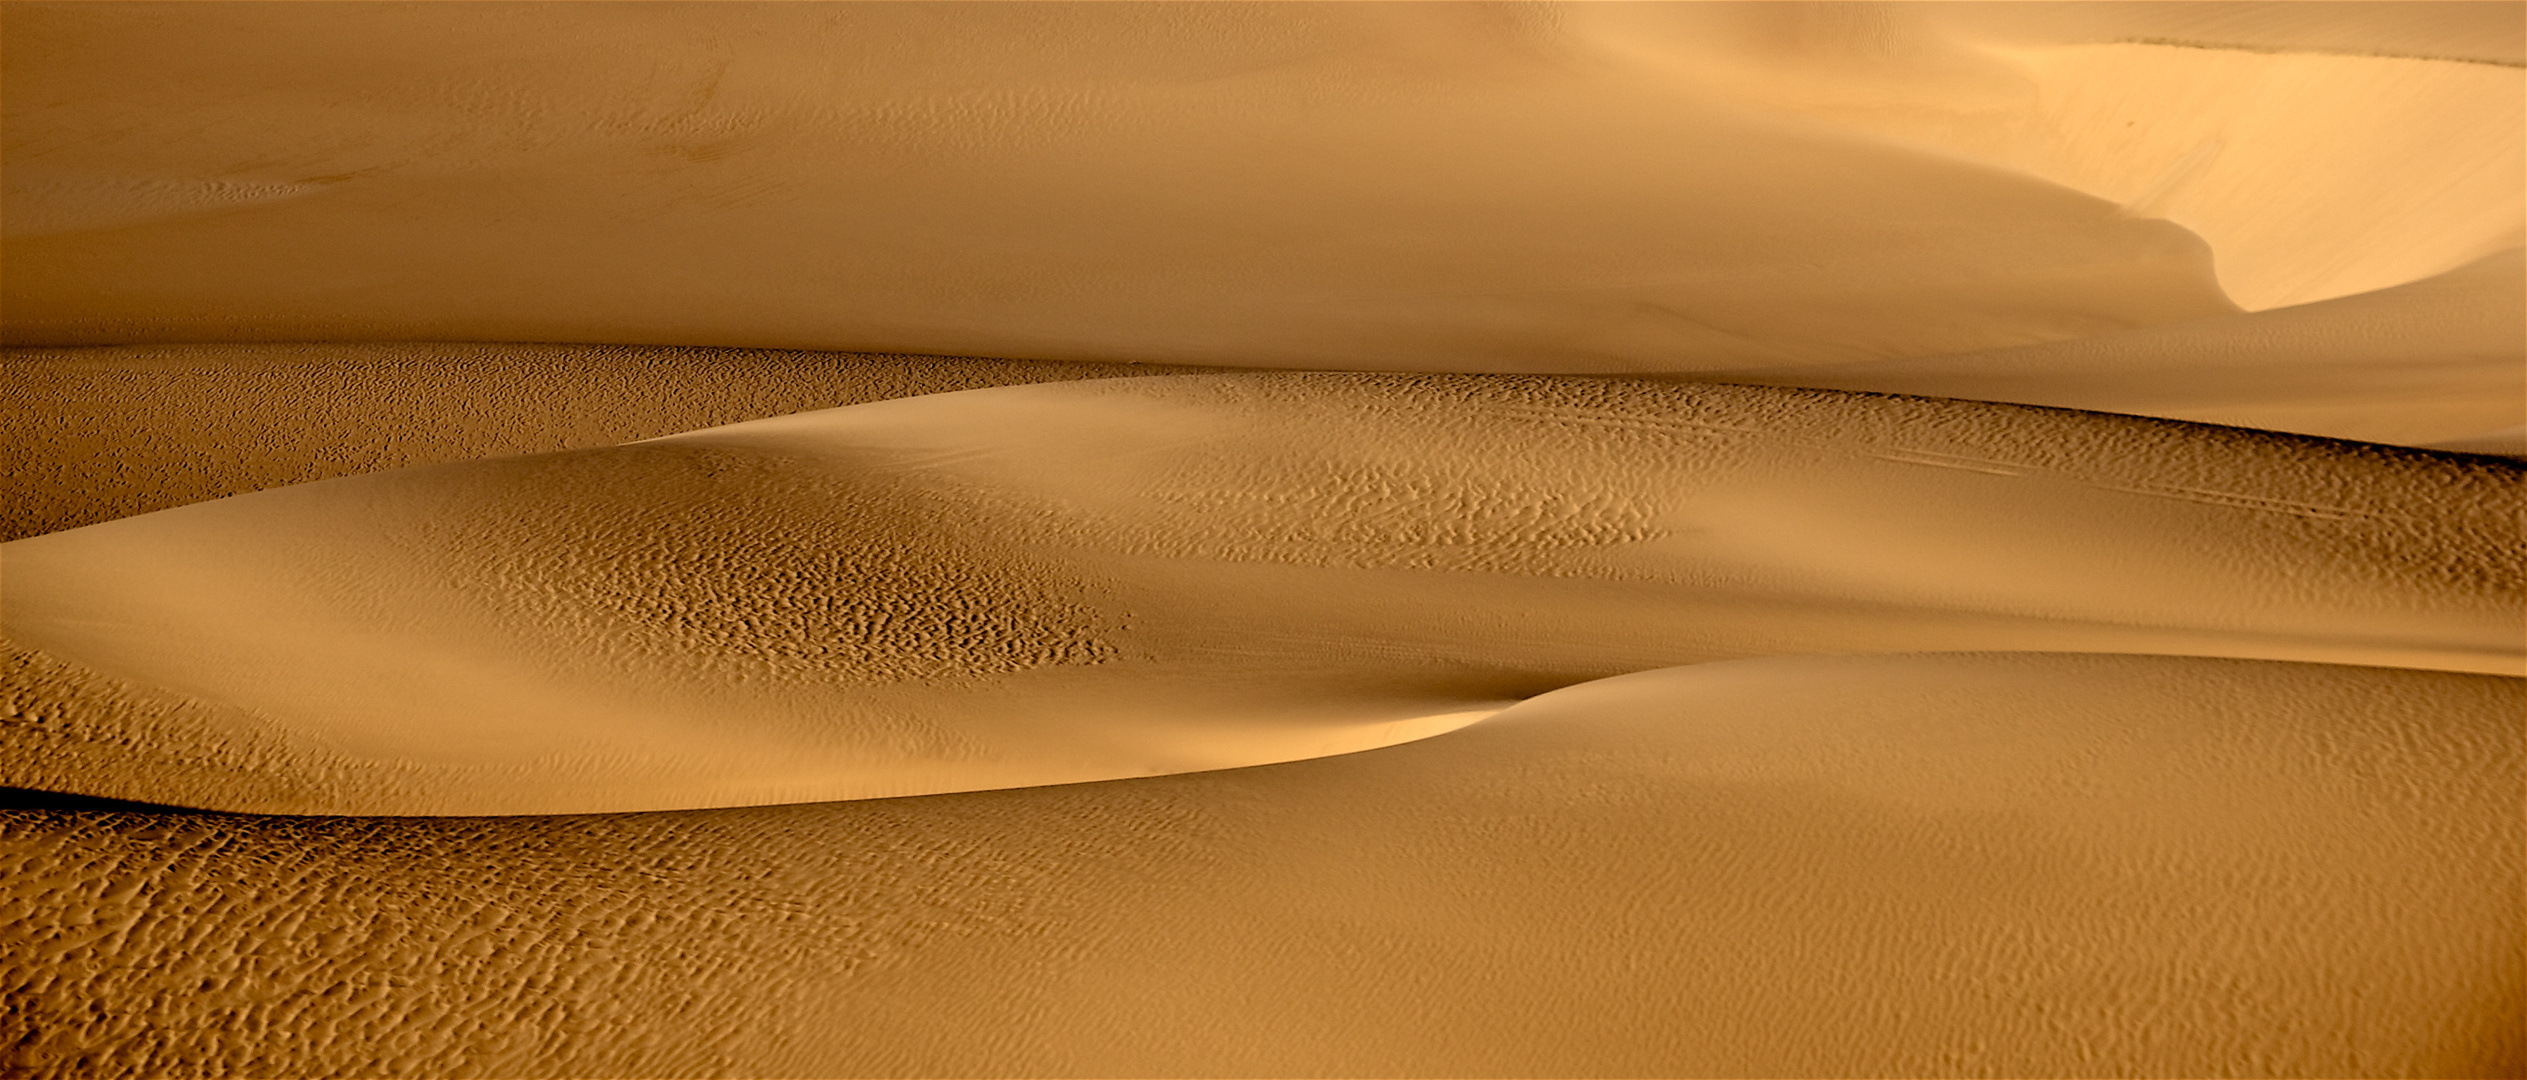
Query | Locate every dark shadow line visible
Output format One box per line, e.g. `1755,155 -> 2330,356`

0,786 -> 203,814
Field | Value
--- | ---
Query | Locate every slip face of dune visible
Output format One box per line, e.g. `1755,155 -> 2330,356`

5,2 -> 2249,368
1632,3 -> 2527,310
5,652 -> 2516,1078
0,342 -> 1215,542
8,4 -> 2516,369
4,374 -> 2517,815
8,3 -> 2512,459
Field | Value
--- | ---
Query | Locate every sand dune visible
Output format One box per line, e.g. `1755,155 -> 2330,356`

0,3 -> 2257,366
6,375 -> 2516,815
0,342 -> 1212,541
9,5 -> 2514,367
5,652 -> 2517,1077
3,4 -> 2521,1075
1693,247 -> 2527,448
9,3 -> 2510,463
7,297 -> 2511,555
1597,3 -> 2526,310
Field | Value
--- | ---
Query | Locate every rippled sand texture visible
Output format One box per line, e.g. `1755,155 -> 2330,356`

7,655 -> 2520,1077
3,2 -> 2523,1077
7,375 -> 2521,815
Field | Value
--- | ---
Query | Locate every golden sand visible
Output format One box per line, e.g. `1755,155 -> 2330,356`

7,654 -> 2517,1076
2,3 -> 2520,1075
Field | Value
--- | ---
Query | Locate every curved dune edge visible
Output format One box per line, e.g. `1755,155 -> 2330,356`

7,300 -> 2516,550
1689,246 -> 2527,448
0,343 -> 1223,546
3,652 -> 2517,1077
0,343 -> 1224,542
1665,17 -> 2527,310
0,632 -> 1510,819
3,373 -> 2519,815
2430,424 -> 2527,458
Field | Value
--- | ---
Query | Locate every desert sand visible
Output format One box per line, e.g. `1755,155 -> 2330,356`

0,343 -> 1216,540
13,3 -> 2517,367
1698,246 -> 2527,450
6,373 -> 2519,816
2,2 -> 2522,1077
6,654 -> 2518,1077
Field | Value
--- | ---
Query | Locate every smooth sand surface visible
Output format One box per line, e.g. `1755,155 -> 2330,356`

7,374 -> 2518,815
10,4 -> 2515,358
7,2 -> 2513,452
1693,247 -> 2527,449
1622,4 -> 2527,311
0,343 -> 1215,541
20,2 -> 2515,368
5,653 -> 2518,1077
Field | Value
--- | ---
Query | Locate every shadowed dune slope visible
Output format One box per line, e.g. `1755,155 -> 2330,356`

7,4 -> 2514,457
9,4 -> 2516,363
4,653 -> 2517,1078
5,375 -> 2518,815
0,2 -> 2286,366
0,343 -> 1216,541
1690,247 -> 2527,449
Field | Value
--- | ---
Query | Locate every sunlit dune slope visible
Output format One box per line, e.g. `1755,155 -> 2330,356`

5,375 -> 2517,815
1692,247 -> 2527,448
5,653 -> 2517,1077
0,343 -> 1214,541
1609,3 -> 2526,310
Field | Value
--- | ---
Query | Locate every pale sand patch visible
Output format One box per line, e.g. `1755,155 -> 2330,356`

2430,425 -> 2527,458
3,653 -> 2515,1077
5,375 -> 2516,814
1584,5 -> 2525,309
1687,248 -> 2526,447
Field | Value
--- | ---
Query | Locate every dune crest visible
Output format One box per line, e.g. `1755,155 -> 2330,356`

1692,246 -> 2527,447
0,343 -> 1215,542
5,374 -> 2517,814
1588,4 -> 2527,308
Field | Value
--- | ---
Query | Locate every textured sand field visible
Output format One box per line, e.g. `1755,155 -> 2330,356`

6,654 -> 2519,1077
6,374 -> 2520,815
2,3 -> 2521,1077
